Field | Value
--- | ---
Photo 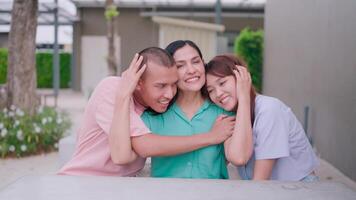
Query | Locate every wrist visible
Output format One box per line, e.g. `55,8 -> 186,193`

205,131 -> 217,145
116,91 -> 132,101
238,95 -> 250,103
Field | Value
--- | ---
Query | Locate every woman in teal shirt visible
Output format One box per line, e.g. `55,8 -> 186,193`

141,40 -> 253,179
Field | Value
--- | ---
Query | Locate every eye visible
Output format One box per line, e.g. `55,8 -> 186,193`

219,81 -> 226,86
155,84 -> 165,88
176,62 -> 185,68
192,59 -> 201,64
207,88 -> 214,94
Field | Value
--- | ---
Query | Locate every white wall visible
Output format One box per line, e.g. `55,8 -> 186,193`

264,0 -> 356,180
81,36 -> 120,98
153,17 -> 224,61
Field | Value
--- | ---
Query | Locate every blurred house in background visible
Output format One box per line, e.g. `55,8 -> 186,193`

70,0 -> 264,96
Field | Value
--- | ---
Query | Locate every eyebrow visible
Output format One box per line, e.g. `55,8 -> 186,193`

215,77 -> 224,83
176,56 -> 200,63
191,56 -> 200,60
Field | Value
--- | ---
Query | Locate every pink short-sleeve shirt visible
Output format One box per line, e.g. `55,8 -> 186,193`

58,77 -> 150,176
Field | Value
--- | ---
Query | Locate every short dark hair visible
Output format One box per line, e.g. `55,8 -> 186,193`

138,47 -> 175,69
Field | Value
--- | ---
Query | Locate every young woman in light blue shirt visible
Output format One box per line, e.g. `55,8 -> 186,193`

205,54 -> 319,181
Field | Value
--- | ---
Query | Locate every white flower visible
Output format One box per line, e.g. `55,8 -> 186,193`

17,130 -> 24,141
54,142 -> 59,149
15,108 -> 24,117
41,118 -> 47,125
1,129 -> 7,137
8,111 -> 14,117
34,126 -> 41,134
10,105 -> 16,111
14,120 -> 20,127
0,123 -> 4,129
56,117 -> 63,124
20,144 -> 27,152
47,117 -> 53,123
9,145 -> 15,152
37,106 -> 44,113
3,108 -> 8,114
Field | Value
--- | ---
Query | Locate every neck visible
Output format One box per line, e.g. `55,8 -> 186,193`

176,90 -> 205,119
132,91 -> 147,108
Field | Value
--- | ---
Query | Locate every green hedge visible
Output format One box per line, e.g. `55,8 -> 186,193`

0,48 -> 71,88
0,48 -> 7,84
234,28 -> 264,92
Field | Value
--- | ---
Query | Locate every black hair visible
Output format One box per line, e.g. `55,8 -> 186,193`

165,40 -> 203,59
138,47 -> 175,69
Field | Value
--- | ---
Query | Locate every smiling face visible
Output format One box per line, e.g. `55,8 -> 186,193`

172,45 -> 205,92
137,61 -> 178,113
206,74 -> 237,111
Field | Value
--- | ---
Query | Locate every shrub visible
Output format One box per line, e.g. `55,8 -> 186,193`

0,105 -> 71,158
234,28 -> 264,92
36,52 -> 71,88
0,48 -> 8,84
0,49 -> 71,88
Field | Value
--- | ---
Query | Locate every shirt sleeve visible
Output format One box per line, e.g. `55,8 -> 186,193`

140,112 -> 152,131
129,102 -> 151,137
95,84 -> 150,137
253,101 -> 290,160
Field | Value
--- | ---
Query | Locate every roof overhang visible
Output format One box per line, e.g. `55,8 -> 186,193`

152,16 -> 225,32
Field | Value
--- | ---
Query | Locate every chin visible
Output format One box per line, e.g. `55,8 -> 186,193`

152,105 -> 168,113
220,103 -> 234,112
187,85 -> 204,92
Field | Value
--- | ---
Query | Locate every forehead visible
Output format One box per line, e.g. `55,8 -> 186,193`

206,74 -> 231,86
143,61 -> 178,83
206,74 -> 220,85
173,45 -> 200,61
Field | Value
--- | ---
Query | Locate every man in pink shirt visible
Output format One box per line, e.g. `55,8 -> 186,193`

58,47 -> 233,176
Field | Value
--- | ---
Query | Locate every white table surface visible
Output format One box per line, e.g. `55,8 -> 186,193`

0,175 -> 355,200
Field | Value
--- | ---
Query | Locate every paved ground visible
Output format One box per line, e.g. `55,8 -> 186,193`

1,89 -> 355,191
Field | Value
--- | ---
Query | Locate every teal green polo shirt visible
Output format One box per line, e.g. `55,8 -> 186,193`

141,100 -> 232,179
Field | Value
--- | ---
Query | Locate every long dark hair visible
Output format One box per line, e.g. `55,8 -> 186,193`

165,40 -> 203,60
205,54 -> 256,125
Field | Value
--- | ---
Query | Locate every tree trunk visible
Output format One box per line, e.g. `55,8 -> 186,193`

106,0 -> 118,76
7,0 -> 38,115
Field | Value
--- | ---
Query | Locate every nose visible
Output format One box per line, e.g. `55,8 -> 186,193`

164,86 -> 176,99
215,88 -> 223,99
186,63 -> 196,74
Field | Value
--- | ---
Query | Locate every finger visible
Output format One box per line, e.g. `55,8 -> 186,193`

221,114 -> 229,119
236,65 -> 247,80
224,116 -> 235,121
216,115 -> 224,121
243,68 -> 251,82
247,71 -> 252,83
134,55 -> 144,72
129,53 -> 139,70
233,69 -> 241,81
228,131 -> 233,136
136,64 -> 147,78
